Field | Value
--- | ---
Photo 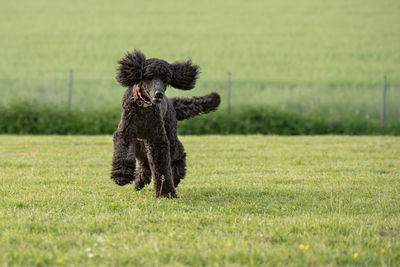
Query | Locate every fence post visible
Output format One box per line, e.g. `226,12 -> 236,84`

67,70 -> 73,110
380,76 -> 386,131
227,72 -> 231,113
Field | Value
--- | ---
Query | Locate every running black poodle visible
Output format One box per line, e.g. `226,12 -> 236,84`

111,49 -> 220,198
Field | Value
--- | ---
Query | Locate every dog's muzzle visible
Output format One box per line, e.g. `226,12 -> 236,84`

152,90 -> 164,104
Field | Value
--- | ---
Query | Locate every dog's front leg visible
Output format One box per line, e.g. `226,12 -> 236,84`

144,136 -> 177,198
110,129 -> 136,186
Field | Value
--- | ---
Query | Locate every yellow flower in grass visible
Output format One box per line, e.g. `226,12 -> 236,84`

36,257 -> 41,263
380,248 -> 386,253
353,252 -> 358,259
281,207 -> 285,211
110,202 -> 115,207
225,242 -> 231,247
56,258 -> 63,263
299,244 -> 309,250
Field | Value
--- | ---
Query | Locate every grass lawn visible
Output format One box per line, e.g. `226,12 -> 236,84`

0,135 -> 399,266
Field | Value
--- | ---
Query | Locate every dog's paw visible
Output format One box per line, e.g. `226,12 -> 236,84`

113,177 -> 133,186
134,168 -> 152,191
134,180 -> 145,191
111,168 -> 134,186
157,191 -> 179,199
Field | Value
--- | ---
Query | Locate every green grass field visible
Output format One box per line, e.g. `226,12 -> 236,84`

1,135 -> 399,266
1,0 -> 399,122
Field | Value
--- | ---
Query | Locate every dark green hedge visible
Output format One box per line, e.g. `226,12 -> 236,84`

178,107 -> 399,135
0,101 -> 399,135
0,101 -> 118,135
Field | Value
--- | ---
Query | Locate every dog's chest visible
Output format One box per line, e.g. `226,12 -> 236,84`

129,107 -> 165,139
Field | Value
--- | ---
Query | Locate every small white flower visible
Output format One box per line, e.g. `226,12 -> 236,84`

88,253 -> 95,258
85,247 -> 91,252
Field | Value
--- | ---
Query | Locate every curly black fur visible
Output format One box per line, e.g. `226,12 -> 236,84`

143,58 -> 173,83
171,92 -> 220,121
111,49 -> 220,198
116,49 -> 146,87
170,60 -> 199,90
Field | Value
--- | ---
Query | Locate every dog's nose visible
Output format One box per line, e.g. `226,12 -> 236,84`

155,91 -> 164,98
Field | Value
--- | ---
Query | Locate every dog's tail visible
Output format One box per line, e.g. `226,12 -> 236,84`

171,92 -> 221,121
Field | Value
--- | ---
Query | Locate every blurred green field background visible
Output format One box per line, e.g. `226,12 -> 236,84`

0,0 -> 399,130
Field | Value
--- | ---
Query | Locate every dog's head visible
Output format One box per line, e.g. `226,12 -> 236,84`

116,49 -> 199,105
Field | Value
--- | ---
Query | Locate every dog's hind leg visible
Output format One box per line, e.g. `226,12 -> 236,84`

110,129 -> 136,186
134,141 -> 152,191
134,159 -> 152,191
171,140 -> 186,188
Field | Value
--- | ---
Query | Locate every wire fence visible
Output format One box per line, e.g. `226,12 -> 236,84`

1,70 -> 399,128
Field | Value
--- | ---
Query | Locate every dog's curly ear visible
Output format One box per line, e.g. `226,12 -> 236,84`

116,49 -> 146,87
170,60 -> 199,90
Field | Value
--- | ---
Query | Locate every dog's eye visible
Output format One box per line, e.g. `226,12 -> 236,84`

162,78 -> 170,86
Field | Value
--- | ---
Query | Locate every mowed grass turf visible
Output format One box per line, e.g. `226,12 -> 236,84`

1,0 -> 399,121
0,135 -> 399,266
